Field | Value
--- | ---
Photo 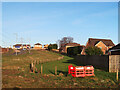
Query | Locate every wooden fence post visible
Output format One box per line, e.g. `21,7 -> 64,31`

55,66 -> 57,75
33,61 -> 35,73
116,68 -> 119,82
31,61 -> 33,72
116,55 -> 119,82
30,63 -> 32,72
41,64 -> 43,74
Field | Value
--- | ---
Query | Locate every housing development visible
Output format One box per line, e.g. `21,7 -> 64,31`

1,1 -> 120,89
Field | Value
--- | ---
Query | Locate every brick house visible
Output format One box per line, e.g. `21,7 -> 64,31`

81,38 -> 115,55
59,43 -> 81,53
0,46 -> 9,53
34,43 -> 42,49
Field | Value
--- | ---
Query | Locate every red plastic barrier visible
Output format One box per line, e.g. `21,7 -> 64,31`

68,65 -> 95,77
68,65 -> 73,74
75,66 -> 85,77
84,66 -> 95,76
71,66 -> 76,77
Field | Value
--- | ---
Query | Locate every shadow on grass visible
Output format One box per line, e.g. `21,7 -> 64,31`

63,58 -> 81,66
48,70 -> 54,74
57,70 -> 68,77
48,70 -> 68,77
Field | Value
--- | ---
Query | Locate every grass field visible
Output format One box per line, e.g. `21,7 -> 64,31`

2,49 -> 120,88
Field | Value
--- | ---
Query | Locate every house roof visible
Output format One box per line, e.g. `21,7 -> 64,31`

80,45 -> 85,47
27,44 -> 30,46
86,38 -> 115,47
59,43 -> 81,50
44,44 -> 48,46
23,44 -> 30,46
65,43 -> 80,46
13,44 -> 22,46
35,43 -> 41,45
109,43 -> 120,51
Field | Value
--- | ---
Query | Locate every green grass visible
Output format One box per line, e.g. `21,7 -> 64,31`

2,49 -> 62,69
2,50 -> 120,88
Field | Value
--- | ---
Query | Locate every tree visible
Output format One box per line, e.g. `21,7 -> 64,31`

48,44 -> 58,51
85,46 -> 103,55
58,37 -> 73,48
52,44 -> 58,49
48,44 -> 52,51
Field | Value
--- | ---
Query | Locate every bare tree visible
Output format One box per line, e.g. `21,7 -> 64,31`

58,37 -> 73,48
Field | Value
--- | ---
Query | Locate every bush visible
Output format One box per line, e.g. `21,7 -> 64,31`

67,46 -> 82,56
85,46 -> 103,55
52,44 -> 58,49
48,44 -> 58,51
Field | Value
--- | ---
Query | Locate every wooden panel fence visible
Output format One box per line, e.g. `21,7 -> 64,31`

109,55 -> 120,72
75,55 -> 120,72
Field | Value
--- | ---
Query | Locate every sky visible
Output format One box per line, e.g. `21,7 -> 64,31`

2,2 -> 118,47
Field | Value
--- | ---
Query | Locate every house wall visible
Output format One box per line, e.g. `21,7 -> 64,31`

65,45 -> 81,53
34,45 -> 42,49
13,46 -> 15,49
23,46 -> 31,49
95,41 -> 107,54
65,46 -> 75,53
44,44 -> 48,49
23,46 -> 25,48
81,48 -> 86,55
2,48 -> 9,53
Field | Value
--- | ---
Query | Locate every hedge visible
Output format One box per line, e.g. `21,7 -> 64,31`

67,46 -> 82,56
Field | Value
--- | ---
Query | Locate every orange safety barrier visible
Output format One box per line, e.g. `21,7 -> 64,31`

84,66 -> 95,76
68,65 -> 95,77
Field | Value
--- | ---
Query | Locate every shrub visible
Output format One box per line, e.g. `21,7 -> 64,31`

67,46 -> 82,56
85,46 -> 103,55
48,44 -> 58,51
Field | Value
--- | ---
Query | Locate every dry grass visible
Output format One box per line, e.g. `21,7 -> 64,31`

2,49 -> 120,88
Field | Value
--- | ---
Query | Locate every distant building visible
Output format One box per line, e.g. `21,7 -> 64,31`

59,43 -> 81,53
44,44 -> 49,49
23,44 -> 31,49
13,44 -> 23,49
0,46 -> 9,53
81,38 -> 115,55
34,43 -> 42,49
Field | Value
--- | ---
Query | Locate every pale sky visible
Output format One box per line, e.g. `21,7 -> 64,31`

2,2 -> 118,47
